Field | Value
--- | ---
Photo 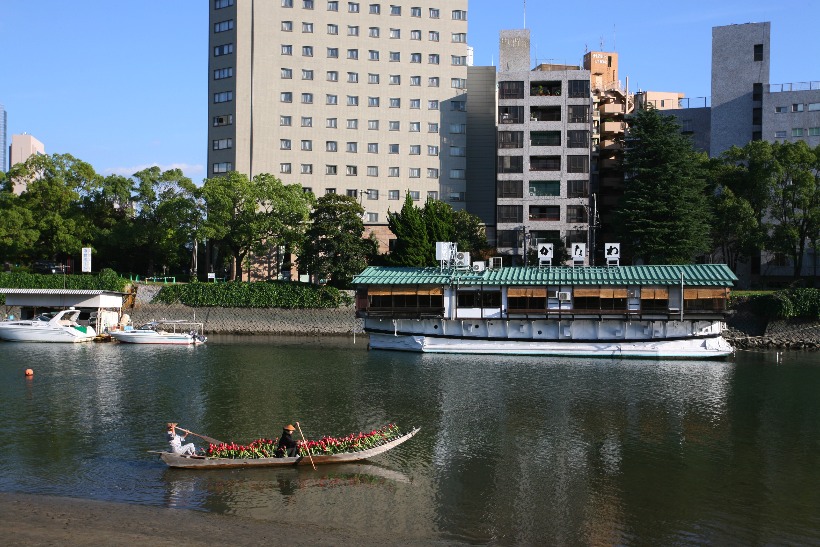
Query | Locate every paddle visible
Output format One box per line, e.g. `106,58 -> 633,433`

295,422 -> 316,470
177,427 -> 224,446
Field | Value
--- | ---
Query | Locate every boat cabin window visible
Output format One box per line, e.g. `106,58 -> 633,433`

366,287 -> 443,310
683,288 -> 727,312
507,287 -> 547,311
640,288 -> 669,312
572,288 -> 628,311
457,290 -> 501,309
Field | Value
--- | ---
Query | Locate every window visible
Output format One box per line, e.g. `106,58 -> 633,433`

410,145 -> 421,155
215,20 -> 234,33
774,131 -> 787,139
367,143 -> 378,153
301,116 -> 313,127
531,131 -> 561,146
327,23 -> 338,34
280,139 -> 292,150
327,47 -> 339,58
389,190 -> 400,200
280,163 -> 292,174
389,167 -> 400,177
369,3 -> 380,14
301,92 -> 313,104
566,205 -> 587,223
450,123 -> 466,134
302,69 -> 314,80
368,73 -> 379,84
754,43 -> 763,62
326,117 -> 337,128
302,46 -> 313,56
214,67 -> 233,80
428,31 -> 439,41
499,106 -> 524,124
390,4 -> 400,15
497,180 -> 523,198
389,121 -> 400,131
753,82 -> 762,101
214,91 -> 233,103
792,103 -> 804,112
427,168 -> 439,179
809,127 -> 820,136
303,0 -> 314,8
368,50 -> 379,61
348,2 -> 359,12
568,105 -> 589,123
389,52 -> 401,62
450,169 -> 465,180
499,81 -> 524,99
346,142 -> 358,152
281,44 -> 293,55
347,95 -> 359,106
281,0 -> 293,6
348,25 -> 359,36
410,76 -> 421,86
327,1 -> 338,10
389,74 -> 400,85
369,27 -> 380,37
347,118 -> 358,129
567,130 -> 589,148
367,166 -> 379,177
568,80 -> 590,98
280,115 -> 292,126
409,122 -> 420,132
389,98 -> 400,108
452,32 -> 466,43
529,180 -> 560,197
390,28 -> 400,38
212,138 -> 233,150
348,72 -> 359,83
808,103 -> 820,111
368,96 -> 380,107
451,101 -> 466,112
346,189 -> 358,198
567,180 -> 589,198
450,146 -> 466,157
428,100 -> 439,110
327,70 -> 339,81
428,122 -> 439,133
302,22 -> 314,32
498,131 -> 524,149
428,145 -> 439,156
451,56 -> 466,66
429,8 -> 439,18
428,77 -> 439,87
326,165 -> 338,175
366,212 -> 379,222
301,164 -> 313,174
428,54 -> 439,64
410,53 -> 421,63
498,156 -> 523,173
347,49 -> 359,60
281,67 -> 292,79
497,205 -> 523,223
213,114 -> 233,127
215,0 -> 234,8
451,78 -> 466,89
410,30 -> 421,40
326,141 -> 338,152
567,155 -> 589,173
409,168 -> 420,178
368,120 -> 379,130
530,205 -> 560,221
301,140 -> 313,151
792,128 -> 804,137
752,107 -> 762,125
214,43 -> 234,56
213,162 -> 233,173
346,165 -> 358,176
411,6 -> 421,17
280,20 -> 292,30
408,190 -> 420,200
389,143 -> 399,153
452,10 -> 467,20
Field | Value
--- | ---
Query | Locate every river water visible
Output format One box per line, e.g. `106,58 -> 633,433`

0,337 -> 818,544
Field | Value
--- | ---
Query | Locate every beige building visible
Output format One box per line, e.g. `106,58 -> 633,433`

634,90 -> 685,110
208,0 -> 470,241
9,133 -> 45,194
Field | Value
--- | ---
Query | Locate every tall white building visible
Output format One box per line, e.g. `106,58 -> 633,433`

208,0 -> 470,246
9,133 -> 45,194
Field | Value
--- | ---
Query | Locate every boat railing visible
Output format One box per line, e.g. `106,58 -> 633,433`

362,307 -> 445,319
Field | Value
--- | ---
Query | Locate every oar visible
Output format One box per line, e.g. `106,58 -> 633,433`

177,427 -> 224,446
295,421 -> 316,470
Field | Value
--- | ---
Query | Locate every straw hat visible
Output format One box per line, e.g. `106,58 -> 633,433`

283,424 -> 296,431
167,422 -> 178,429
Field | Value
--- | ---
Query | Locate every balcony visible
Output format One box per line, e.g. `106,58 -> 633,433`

601,121 -> 625,134
599,102 -> 624,115
600,139 -> 622,151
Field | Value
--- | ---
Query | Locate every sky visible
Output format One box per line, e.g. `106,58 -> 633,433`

1,0 -> 818,183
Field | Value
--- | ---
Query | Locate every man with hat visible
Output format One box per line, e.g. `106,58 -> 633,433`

276,424 -> 299,457
166,423 -> 197,456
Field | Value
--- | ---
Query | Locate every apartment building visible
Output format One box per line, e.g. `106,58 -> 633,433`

9,133 -> 45,194
207,0 -> 470,243
0,104 -> 6,172
495,30 -> 592,265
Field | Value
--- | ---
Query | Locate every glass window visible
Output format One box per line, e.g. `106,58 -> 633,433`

369,50 -> 379,60
348,25 -> 359,36
301,92 -> 313,103
281,68 -> 292,78
347,95 -> 359,106
327,1 -> 338,10
389,97 -> 400,107
389,190 -> 400,200
348,2 -> 359,12
409,169 -> 420,178
428,31 -> 439,41
390,5 -> 400,15
327,24 -> 338,34
390,28 -> 400,38
326,117 -> 337,128
348,72 -> 359,83
327,47 -> 339,57
452,9 -> 467,20
410,30 -> 421,40
389,74 -> 400,84
389,121 -> 400,131
368,120 -> 379,130
428,122 -> 439,133
367,143 -> 378,153
300,164 -> 313,174
302,45 -> 313,56
450,169 -> 465,179
301,140 -> 312,151
410,76 -> 421,86
368,73 -> 379,84
792,128 -> 804,137
347,49 -> 359,60
368,96 -> 380,107
326,141 -> 338,152
280,163 -> 292,174
389,144 -> 399,153
326,166 -> 337,175
409,122 -> 420,132
301,116 -> 312,127
280,115 -> 292,126
281,21 -> 293,31
281,139 -> 292,150
302,69 -> 314,80
410,145 -> 421,155
327,70 -> 339,81
346,165 -> 358,175
411,7 -> 421,17
302,22 -> 313,32
369,27 -> 379,37
369,3 -> 380,14
347,119 -> 358,129
428,54 -> 439,64
429,8 -> 439,18
389,167 -> 400,177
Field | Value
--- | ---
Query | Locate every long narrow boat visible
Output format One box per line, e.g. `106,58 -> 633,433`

157,427 -> 420,469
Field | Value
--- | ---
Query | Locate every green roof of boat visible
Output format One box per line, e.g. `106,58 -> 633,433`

352,264 -> 738,287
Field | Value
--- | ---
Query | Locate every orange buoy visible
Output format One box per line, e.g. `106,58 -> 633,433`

25,368 -> 34,377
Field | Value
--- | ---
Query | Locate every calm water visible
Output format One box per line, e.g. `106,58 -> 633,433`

0,337 -> 818,544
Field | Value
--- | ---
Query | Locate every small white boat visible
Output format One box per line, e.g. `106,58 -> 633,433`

109,320 -> 207,345
0,308 -> 96,343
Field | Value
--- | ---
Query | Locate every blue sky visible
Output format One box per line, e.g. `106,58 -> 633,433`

1,1 -> 817,183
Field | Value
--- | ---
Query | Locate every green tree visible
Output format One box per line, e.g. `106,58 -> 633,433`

300,194 -> 378,287
387,194 -> 430,266
618,108 -> 713,263
452,209 -> 490,258
0,189 -> 39,264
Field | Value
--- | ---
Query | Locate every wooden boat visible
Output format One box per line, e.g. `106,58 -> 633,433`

156,427 -> 420,469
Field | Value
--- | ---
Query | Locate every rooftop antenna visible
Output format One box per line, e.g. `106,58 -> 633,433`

600,36 -> 604,50
613,24 -> 617,51
523,0 -> 526,28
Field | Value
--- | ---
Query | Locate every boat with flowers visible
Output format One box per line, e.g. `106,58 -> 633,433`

157,424 -> 419,469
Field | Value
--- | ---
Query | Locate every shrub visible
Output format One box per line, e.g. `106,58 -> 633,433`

152,280 -> 353,309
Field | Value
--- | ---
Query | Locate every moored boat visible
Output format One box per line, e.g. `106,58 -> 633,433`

352,263 -> 738,359
0,308 -> 96,343
157,427 -> 420,469
109,320 -> 206,345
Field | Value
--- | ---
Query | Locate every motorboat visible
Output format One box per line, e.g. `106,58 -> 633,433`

0,308 -> 96,343
109,320 -> 207,345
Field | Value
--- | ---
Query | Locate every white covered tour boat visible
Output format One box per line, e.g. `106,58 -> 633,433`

0,308 -> 96,343
109,320 -> 207,345
352,262 -> 738,359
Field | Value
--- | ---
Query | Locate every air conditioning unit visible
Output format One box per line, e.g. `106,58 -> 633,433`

489,257 -> 503,269
472,261 -> 485,272
455,251 -> 471,268
547,290 -> 559,299
558,291 -> 572,301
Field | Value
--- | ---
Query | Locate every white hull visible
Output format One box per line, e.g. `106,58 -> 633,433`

365,318 -> 734,359
109,331 -> 205,345
0,324 -> 95,343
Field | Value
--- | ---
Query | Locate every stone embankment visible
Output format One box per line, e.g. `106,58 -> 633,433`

724,319 -> 820,351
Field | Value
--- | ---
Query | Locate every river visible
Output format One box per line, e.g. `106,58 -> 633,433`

0,337 -> 818,544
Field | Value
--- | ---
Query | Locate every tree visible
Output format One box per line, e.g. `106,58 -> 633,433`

0,190 -> 39,264
300,194 -> 378,287
386,194 -> 429,266
617,108 -> 713,264
452,209 -> 490,258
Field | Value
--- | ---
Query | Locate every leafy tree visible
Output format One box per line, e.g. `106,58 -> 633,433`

711,186 -> 761,271
387,194 -> 429,266
452,209 -> 490,258
617,108 -> 713,263
300,194 -> 378,287
0,190 -> 39,264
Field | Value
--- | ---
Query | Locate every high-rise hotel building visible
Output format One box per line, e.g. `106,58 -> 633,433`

208,0 -> 470,242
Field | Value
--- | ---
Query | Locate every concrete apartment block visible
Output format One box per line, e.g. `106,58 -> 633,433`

464,65 -> 497,230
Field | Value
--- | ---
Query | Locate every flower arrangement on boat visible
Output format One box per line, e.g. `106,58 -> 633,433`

206,424 -> 402,459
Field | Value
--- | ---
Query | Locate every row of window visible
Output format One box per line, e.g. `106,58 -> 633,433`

277,164 -> 465,179
497,179 -> 590,199
498,155 -> 590,174
277,116 -> 464,134
278,45 -> 459,65
499,130 -> 590,149
278,68 -> 464,88
496,229 -> 587,248
275,1 -> 465,21
275,92 -> 465,111
499,80 -> 590,99
774,103 -> 820,113
312,188 -> 436,200
279,140 -> 452,156
774,128 -> 820,138
499,105 -> 590,124
497,205 -> 589,224
279,21 -> 465,43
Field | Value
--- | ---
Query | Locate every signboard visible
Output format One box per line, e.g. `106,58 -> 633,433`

537,243 -> 553,264
571,243 -> 586,260
207,272 -> 216,281
605,243 -> 621,259
81,247 -> 92,273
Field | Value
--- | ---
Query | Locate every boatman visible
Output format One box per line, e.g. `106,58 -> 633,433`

166,422 -> 197,456
276,424 -> 299,457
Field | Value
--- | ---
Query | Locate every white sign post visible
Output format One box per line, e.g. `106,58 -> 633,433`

571,243 -> 586,266
605,243 -> 621,266
81,247 -> 92,273
537,243 -> 553,267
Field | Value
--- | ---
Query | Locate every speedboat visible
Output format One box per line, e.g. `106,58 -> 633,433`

109,320 -> 207,345
0,308 -> 96,343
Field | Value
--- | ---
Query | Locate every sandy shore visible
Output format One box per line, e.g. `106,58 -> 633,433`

0,492 -> 401,546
